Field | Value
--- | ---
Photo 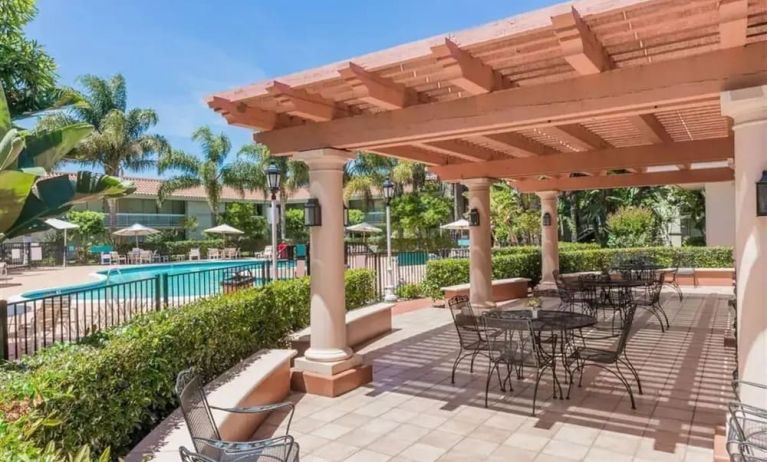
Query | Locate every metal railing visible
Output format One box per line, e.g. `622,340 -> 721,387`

1,259 -> 302,360
111,213 -> 186,228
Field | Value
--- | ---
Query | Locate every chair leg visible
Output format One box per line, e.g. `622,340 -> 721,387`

470,350 -> 479,373
620,354 -> 643,395
532,368 -> 546,416
592,363 -> 636,409
452,349 -> 467,384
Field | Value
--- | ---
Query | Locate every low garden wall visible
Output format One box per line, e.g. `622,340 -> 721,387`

0,269 -> 377,461
422,246 -> 734,299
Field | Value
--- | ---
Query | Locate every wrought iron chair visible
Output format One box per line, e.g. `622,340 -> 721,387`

175,369 -> 299,462
180,440 -> 299,462
673,252 -> 698,291
447,295 -> 501,384
567,299 -> 642,409
553,270 -> 582,312
727,381 -> 767,462
632,271 -> 670,332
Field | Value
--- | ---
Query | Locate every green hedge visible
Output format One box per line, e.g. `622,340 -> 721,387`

423,246 -> 733,299
0,269 -> 376,461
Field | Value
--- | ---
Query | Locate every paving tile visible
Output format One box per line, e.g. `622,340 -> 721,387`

311,441 -> 361,462
398,442 -> 447,462
342,449 -> 391,462
541,439 -> 591,461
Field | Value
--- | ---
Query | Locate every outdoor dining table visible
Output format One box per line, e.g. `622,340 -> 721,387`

483,309 -> 597,401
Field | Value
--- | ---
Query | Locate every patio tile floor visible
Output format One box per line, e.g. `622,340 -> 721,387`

265,287 -> 735,461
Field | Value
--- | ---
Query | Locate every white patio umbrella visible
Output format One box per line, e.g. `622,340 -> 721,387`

112,223 -> 160,250
203,223 -> 244,249
345,222 -> 382,234
440,219 -> 470,230
44,218 -> 79,267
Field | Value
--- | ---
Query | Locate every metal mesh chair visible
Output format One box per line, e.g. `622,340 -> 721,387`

180,439 -> 299,462
727,381 -> 767,462
447,295 -> 501,384
175,369 -> 299,461
631,271 -> 670,331
568,299 -> 642,409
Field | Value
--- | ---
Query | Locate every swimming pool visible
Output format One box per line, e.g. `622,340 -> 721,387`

19,259 -> 295,300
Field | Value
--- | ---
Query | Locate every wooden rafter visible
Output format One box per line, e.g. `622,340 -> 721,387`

551,7 -> 612,75
369,146 -> 450,166
207,96 -> 282,131
415,139 -> 502,162
338,63 -> 414,110
540,124 -> 610,151
430,138 -> 733,181
266,81 -> 341,122
719,0 -> 749,49
430,38 -> 508,95
255,43 -> 767,155
473,132 -> 557,157
513,168 -> 734,193
626,113 -> 687,170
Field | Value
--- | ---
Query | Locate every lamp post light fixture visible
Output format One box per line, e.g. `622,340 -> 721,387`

757,171 -> 767,217
304,198 -> 322,226
266,162 -> 281,280
382,178 -> 397,302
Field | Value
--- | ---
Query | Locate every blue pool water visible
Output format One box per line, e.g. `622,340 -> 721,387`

20,259 -> 295,300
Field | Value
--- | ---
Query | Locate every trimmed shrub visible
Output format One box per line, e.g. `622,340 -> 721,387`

344,268 -> 378,309
423,246 -> 733,299
395,283 -> 424,299
606,206 -> 658,248
0,269 -> 376,461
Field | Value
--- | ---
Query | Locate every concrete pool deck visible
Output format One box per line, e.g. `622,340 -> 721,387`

0,265 -> 105,301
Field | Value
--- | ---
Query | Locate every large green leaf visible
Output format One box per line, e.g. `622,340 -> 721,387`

17,123 -> 94,170
0,170 -> 37,234
0,129 -> 25,170
0,83 -> 10,138
72,171 -> 136,202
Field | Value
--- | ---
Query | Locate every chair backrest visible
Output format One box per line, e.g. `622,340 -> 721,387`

263,245 -> 273,256
208,248 -> 220,256
110,251 -> 120,258
447,295 -> 483,348
175,369 -> 221,457
190,248 -> 200,257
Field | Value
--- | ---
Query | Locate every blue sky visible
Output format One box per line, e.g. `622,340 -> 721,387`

27,0 -> 560,176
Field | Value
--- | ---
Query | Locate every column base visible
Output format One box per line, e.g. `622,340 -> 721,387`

304,346 -> 355,363
535,281 -> 558,296
294,353 -> 361,376
470,300 -> 497,310
290,365 -> 373,397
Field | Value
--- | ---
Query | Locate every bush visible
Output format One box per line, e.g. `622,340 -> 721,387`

395,283 -> 424,299
606,206 -> 658,248
344,268 -> 377,309
0,269 -> 376,461
423,246 -> 733,299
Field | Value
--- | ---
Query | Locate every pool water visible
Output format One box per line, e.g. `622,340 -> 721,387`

20,259 -> 295,300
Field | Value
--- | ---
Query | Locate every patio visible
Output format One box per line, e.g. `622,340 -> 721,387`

254,287 -> 734,462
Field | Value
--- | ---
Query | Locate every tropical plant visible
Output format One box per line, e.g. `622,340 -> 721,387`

65,210 -> 106,245
0,84 -> 135,240
490,182 -> 540,245
37,74 -> 168,228
222,202 -> 267,241
390,183 -> 452,239
285,208 -> 308,242
606,206 -> 658,248
0,0 -> 59,118
237,143 -> 308,238
347,208 -> 365,225
158,126 -> 254,225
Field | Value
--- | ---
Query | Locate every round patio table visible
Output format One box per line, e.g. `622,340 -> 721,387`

484,309 -> 596,332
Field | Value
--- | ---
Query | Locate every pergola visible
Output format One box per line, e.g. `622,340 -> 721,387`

207,0 -> 767,406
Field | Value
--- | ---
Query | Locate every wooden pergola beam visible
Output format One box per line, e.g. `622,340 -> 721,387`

719,0 -> 749,49
475,132 -> 557,157
338,63 -> 412,110
551,7 -> 612,75
541,124 -> 610,151
431,138 -> 733,181
368,146 -> 450,166
430,38 -> 507,95
627,114 -> 673,144
266,81 -> 341,122
255,43 -> 767,154
208,96 -> 281,130
415,140 -> 500,162
514,167 -> 734,192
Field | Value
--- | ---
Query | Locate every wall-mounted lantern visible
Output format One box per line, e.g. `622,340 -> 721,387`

469,208 -> 480,227
304,198 -> 322,227
343,205 -> 350,227
758,171 -> 767,217
542,212 -> 552,227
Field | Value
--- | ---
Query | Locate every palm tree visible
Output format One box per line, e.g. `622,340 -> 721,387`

238,144 -> 308,239
158,127 -> 254,226
38,74 -> 168,228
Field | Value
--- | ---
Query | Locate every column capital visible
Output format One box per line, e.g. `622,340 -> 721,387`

293,148 -> 355,170
536,190 -> 559,200
721,85 -> 767,128
462,178 -> 494,190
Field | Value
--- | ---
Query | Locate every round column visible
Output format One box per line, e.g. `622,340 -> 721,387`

464,179 -> 495,309
537,191 -> 559,288
295,149 -> 355,363
722,85 -> 767,408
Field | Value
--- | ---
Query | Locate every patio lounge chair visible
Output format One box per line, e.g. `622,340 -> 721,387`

109,251 -> 126,265
208,248 -> 221,260
175,369 -> 299,462
140,250 -> 153,263
189,248 -> 201,260
100,252 -> 112,265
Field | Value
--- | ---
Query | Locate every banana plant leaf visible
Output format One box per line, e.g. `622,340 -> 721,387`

0,170 -> 38,235
0,82 -> 9,138
18,124 -> 94,170
0,129 -> 24,171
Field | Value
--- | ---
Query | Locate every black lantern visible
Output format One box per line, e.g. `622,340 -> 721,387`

266,163 -> 281,199
343,205 -> 350,226
469,208 -> 480,227
382,178 -> 395,205
543,212 -> 552,227
758,171 -> 767,217
304,198 -> 322,226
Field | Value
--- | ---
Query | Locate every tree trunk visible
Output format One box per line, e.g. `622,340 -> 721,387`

570,193 -> 578,242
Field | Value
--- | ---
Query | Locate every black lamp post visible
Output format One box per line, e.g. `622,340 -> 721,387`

382,179 -> 396,301
265,163 -> 281,279
757,171 -> 767,217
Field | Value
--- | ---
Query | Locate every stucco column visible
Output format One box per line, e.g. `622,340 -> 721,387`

721,85 -> 767,409
293,148 -> 359,370
537,191 -> 559,289
464,179 -> 495,309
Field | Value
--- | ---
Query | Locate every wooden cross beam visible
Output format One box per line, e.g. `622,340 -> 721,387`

551,7 -> 613,75
207,96 -> 281,130
473,132 -> 558,157
338,63 -> 414,110
430,138 -> 733,181
430,38 -> 508,95
266,81 -> 342,122
719,0 -> 749,49
416,139 -> 504,162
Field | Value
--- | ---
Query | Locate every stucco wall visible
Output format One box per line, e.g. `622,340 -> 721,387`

705,181 -> 735,247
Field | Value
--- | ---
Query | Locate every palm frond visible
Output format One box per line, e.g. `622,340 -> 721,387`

157,175 -> 199,204
158,148 -> 200,175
